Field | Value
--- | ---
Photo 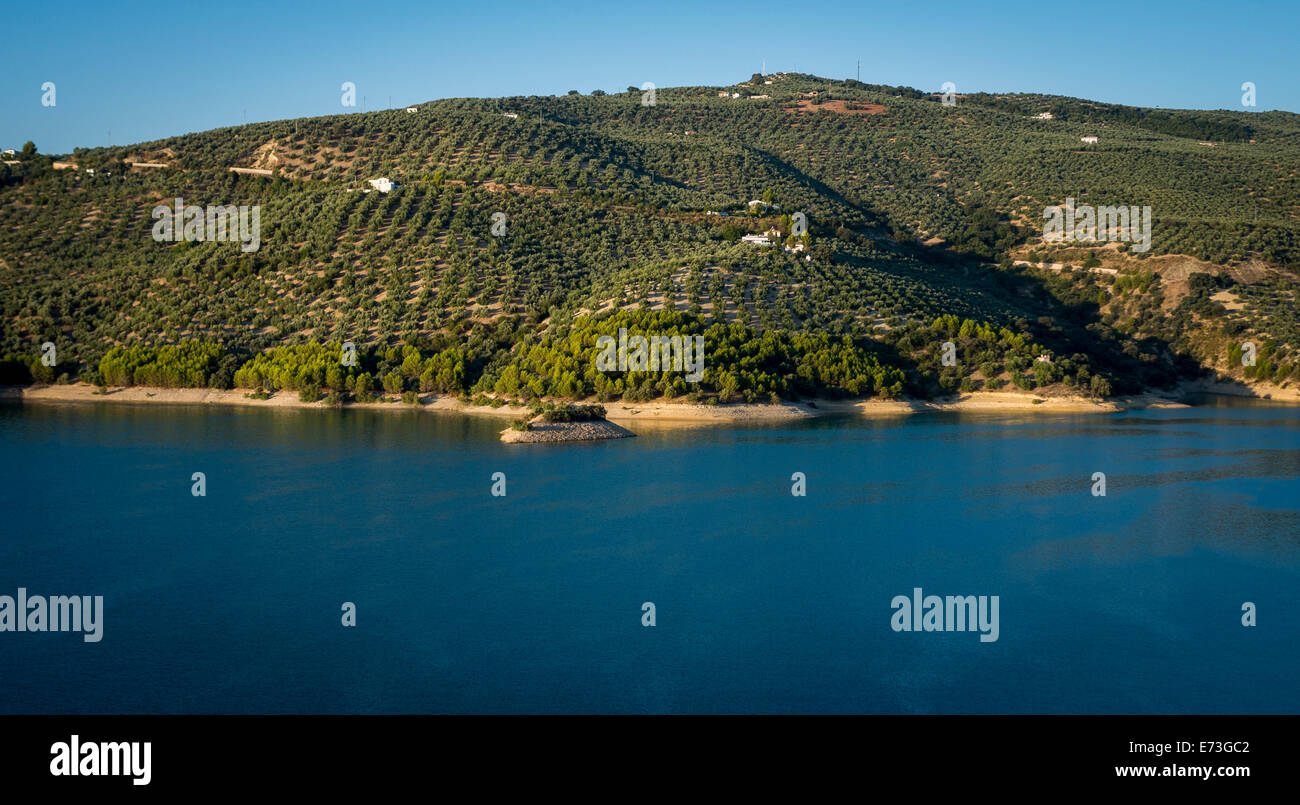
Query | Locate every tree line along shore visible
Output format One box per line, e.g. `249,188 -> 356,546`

9,308 -> 1290,412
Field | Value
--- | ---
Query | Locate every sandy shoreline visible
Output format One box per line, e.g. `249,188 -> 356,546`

1,382 -> 1272,429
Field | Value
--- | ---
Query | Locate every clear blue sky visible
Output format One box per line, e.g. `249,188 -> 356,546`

3,0 -> 1296,155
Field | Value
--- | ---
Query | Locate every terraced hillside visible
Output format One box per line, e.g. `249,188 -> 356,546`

2,73 -> 1297,402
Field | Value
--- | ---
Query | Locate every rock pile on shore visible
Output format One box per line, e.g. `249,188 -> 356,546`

500,418 -> 634,443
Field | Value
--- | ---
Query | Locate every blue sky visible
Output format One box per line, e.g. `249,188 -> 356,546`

3,0 -> 1296,154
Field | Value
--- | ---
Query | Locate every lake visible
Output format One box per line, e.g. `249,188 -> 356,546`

1,399 -> 1297,713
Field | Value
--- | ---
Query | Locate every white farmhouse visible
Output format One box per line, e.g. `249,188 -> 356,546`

368,177 -> 396,193
406,106 -> 418,113
1080,135 -> 1099,144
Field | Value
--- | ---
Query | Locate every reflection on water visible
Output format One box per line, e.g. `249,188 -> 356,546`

0,399 -> 1297,714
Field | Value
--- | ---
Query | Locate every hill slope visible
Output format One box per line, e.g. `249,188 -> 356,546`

2,73 -> 1298,402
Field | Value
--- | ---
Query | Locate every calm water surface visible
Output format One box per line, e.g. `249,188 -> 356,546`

1,399 -> 1297,713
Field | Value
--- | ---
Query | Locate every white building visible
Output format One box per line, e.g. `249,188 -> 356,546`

406,106 -> 418,113
741,234 -> 773,246
368,177 -> 396,193
1080,135 -> 1099,144
1033,112 -> 1053,120
503,112 -> 518,120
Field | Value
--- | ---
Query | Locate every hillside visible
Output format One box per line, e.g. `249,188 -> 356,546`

2,73 -> 1298,403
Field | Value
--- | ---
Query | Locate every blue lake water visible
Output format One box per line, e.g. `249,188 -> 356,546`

1,399 -> 1297,713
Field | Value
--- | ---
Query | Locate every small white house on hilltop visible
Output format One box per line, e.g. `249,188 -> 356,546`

368,177 -> 395,193
1033,112 -> 1053,120
1080,135 -> 1099,144
406,106 -> 418,113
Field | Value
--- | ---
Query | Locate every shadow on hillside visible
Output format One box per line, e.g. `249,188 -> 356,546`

806,187 -> 1210,395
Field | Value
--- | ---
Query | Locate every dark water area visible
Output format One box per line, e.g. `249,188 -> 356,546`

1,399 -> 1297,713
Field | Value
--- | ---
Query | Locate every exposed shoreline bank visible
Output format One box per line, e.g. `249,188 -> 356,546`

3,380 -> 1295,429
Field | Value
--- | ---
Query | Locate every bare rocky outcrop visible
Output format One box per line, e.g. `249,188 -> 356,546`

500,418 -> 634,443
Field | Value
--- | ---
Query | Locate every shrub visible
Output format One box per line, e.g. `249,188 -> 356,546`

535,403 -> 606,422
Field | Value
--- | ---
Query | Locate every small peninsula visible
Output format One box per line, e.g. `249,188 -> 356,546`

500,403 -> 635,444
